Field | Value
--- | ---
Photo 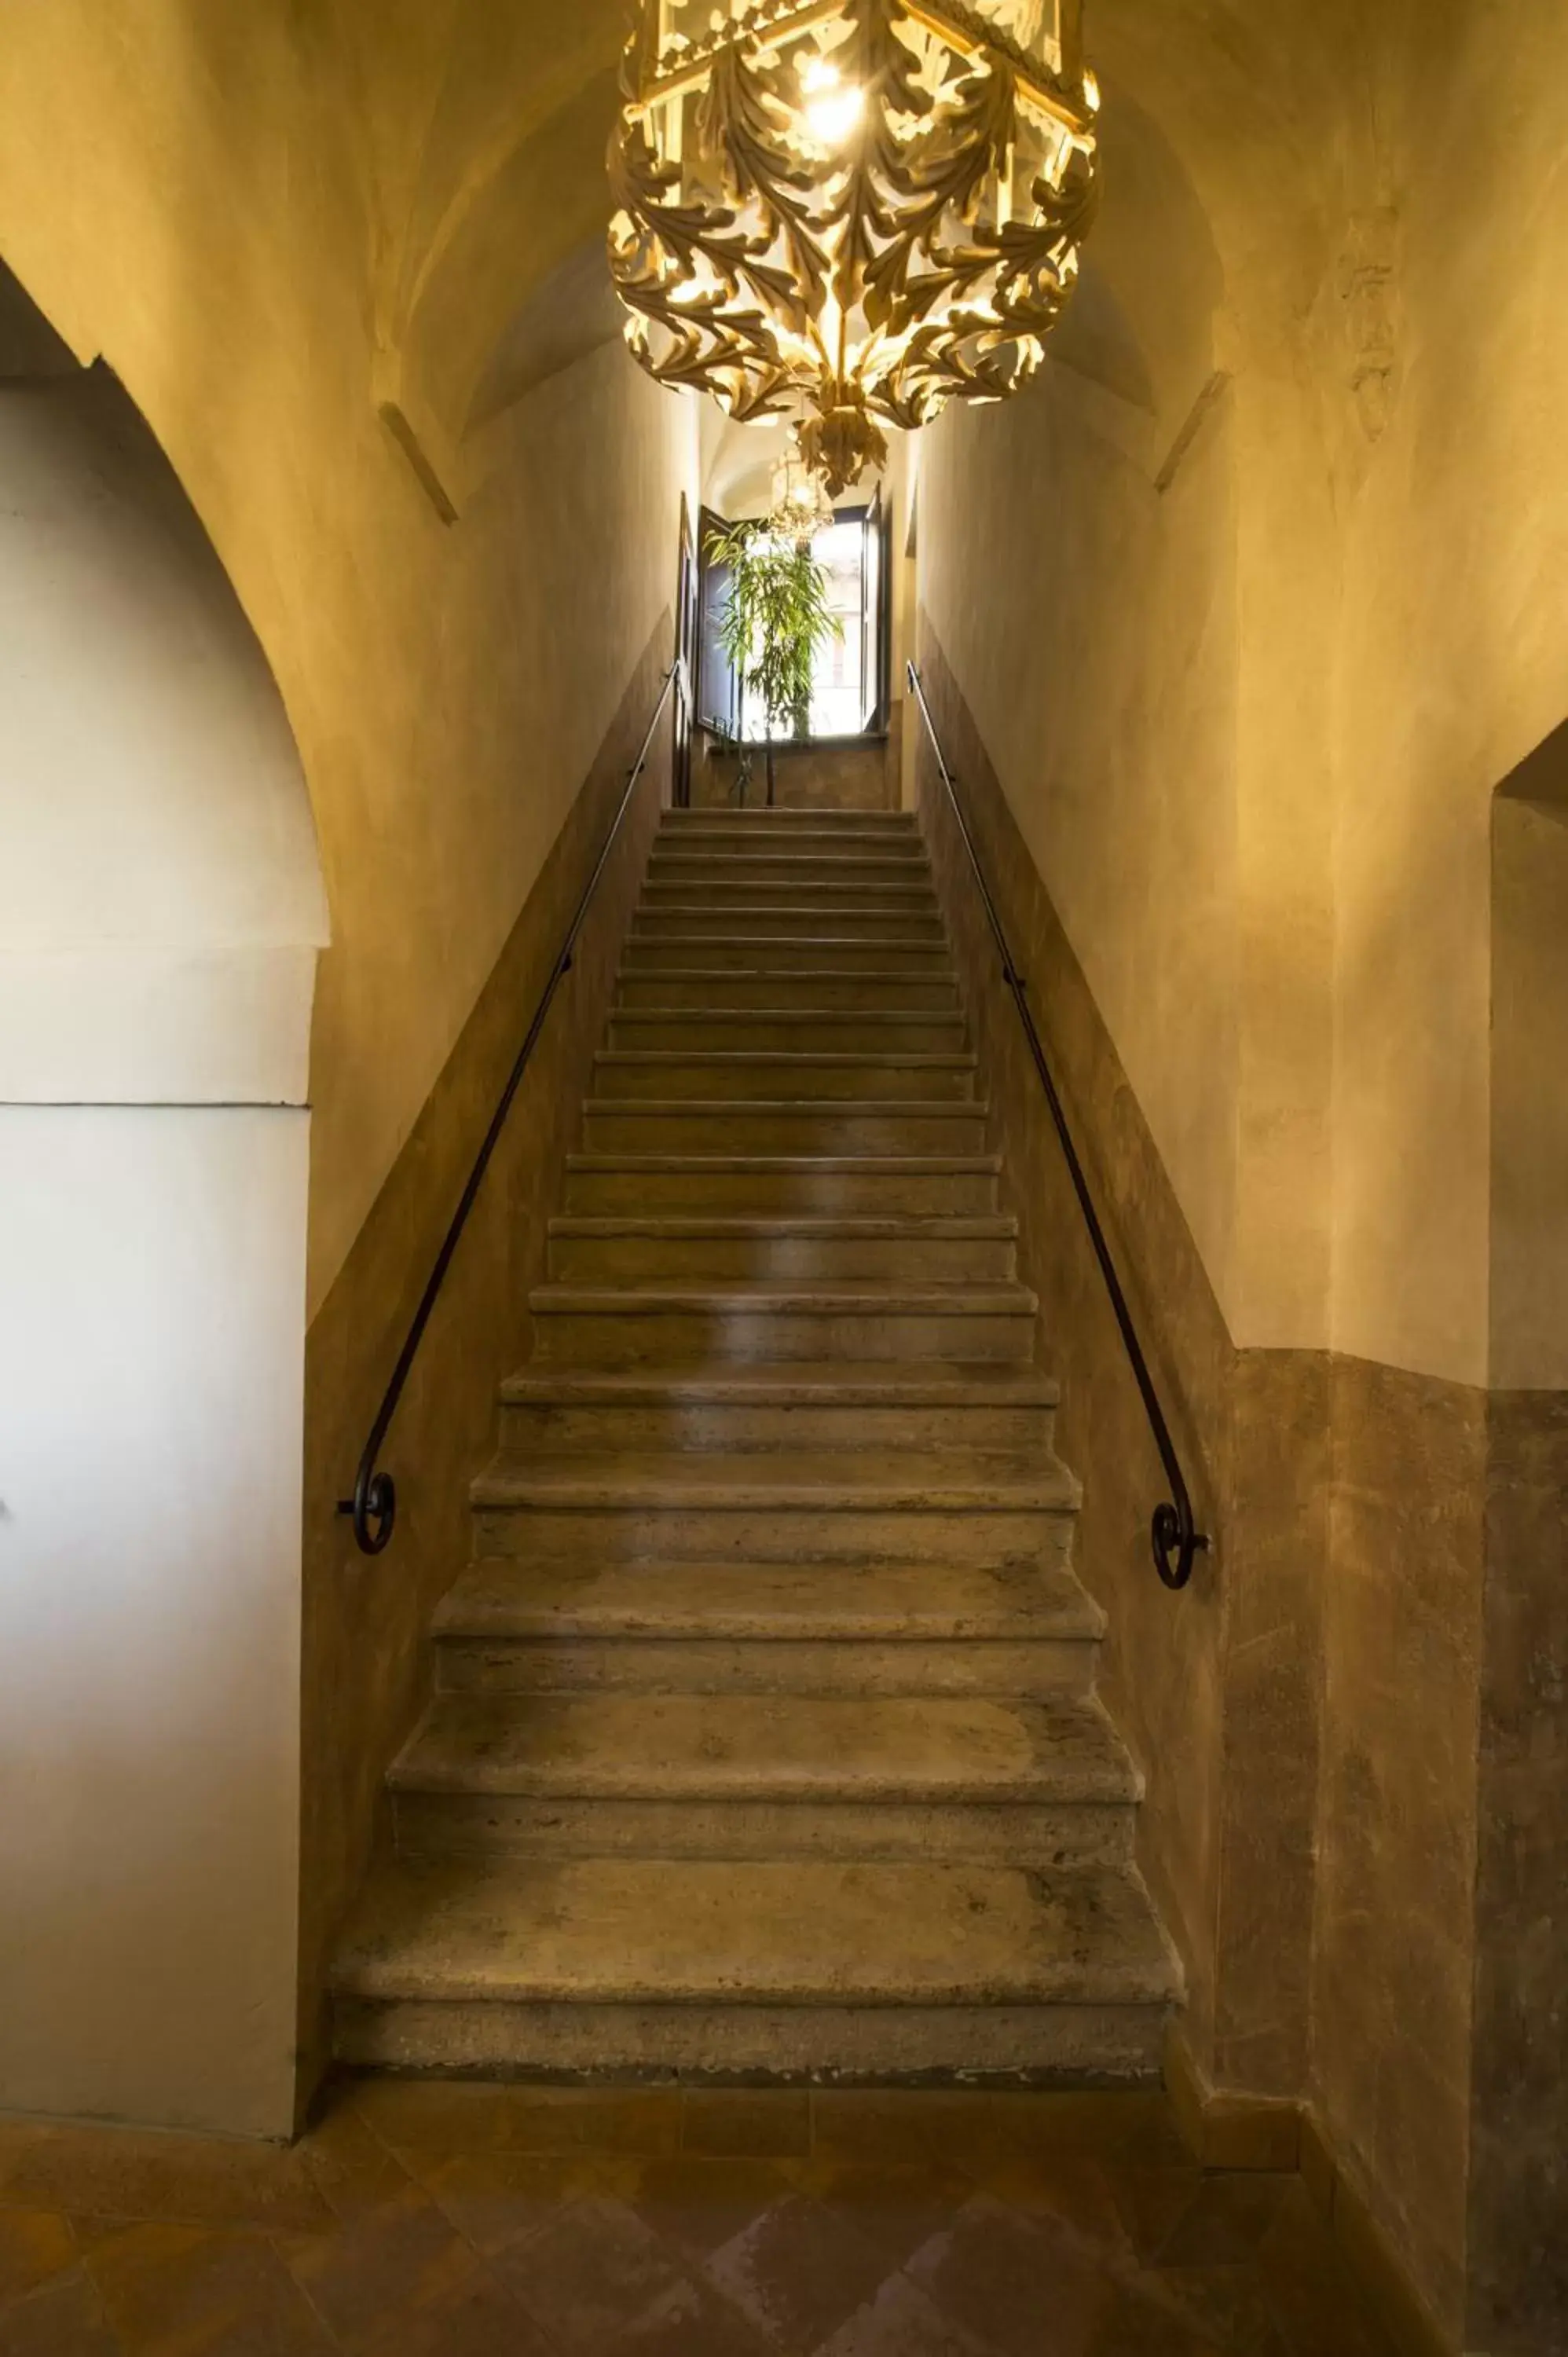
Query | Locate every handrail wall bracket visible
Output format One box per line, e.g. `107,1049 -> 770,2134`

906,661 -> 1210,1593
337,660 -> 680,1557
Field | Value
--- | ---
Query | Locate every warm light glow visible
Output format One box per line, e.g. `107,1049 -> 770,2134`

609,0 -> 1100,496
800,57 -> 864,147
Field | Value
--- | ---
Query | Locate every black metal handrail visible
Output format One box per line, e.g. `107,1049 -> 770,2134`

906,662 -> 1209,1591
339,659 -> 680,1555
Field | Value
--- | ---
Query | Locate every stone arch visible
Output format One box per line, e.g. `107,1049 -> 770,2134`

0,259 -> 328,2139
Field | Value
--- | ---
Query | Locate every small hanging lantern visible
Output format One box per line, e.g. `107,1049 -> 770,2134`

769,449 -> 837,541
607,0 -> 1101,497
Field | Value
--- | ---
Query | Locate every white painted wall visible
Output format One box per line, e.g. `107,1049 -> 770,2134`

0,1111 -> 310,2134
0,368 -> 325,2136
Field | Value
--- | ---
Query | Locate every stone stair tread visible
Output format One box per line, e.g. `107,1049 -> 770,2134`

433,1556 -> 1104,1644
499,1358 -> 1055,1406
470,1445 -> 1076,1512
566,1155 -> 1002,1174
529,1282 -> 1035,1317
627,936 -> 951,951
617,969 -> 959,985
643,874 -> 936,890
583,1100 -> 989,1117
390,1689 -> 1138,1804
610,1008 -> 965,1024
546,1215 -> 1015,1239
595,1050 -> 977,1069
332,1853 -> 1181,2007
650,841 -> 925,852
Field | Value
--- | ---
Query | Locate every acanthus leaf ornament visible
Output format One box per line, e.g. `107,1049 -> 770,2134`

607,0 -> 1101,496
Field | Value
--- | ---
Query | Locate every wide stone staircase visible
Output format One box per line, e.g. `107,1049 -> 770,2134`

333,804 -> 1180,2080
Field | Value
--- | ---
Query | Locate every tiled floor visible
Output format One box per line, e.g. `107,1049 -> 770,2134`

0,2080 -> 1399,2355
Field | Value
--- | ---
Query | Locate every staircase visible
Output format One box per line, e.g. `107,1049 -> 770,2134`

332,804 -> 1180,2081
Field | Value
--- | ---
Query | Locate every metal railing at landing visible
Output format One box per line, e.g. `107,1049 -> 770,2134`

339,659 -> 680,1556
906,661 -> 1210,1593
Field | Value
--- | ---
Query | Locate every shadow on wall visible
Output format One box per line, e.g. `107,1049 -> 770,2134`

0,259 -> 328,2139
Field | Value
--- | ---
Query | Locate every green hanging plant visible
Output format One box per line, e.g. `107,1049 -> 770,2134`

707,517 -> 841,743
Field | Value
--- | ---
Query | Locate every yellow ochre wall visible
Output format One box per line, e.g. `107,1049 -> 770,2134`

0,0 -> 694,1316
916,4 -> 1568,2347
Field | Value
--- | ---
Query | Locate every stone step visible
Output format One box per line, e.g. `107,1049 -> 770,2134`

590,1050 -> 978,1105
496,1362 -> 1059,1457
562,1155 -> 1002,1216
525,1281 -> 1038,1368
545,1215 -> 1017,1285
469,1442 -> 1072,1563
388,1690 -> 1137,1868
622,935 -> 953,973
430,1556 -> 1099,1699
632,905 -> 946,942
607,1008 -> 968,1053
581,1100 -> 991,1155
641,877 -> 939,910
648,855 -> 929,886
614,968 -> 962,1012
332,1853 -> 1181,2080
656,823 -> 921,845
392,1689 -> 1134,1804
662,808 -> 918,832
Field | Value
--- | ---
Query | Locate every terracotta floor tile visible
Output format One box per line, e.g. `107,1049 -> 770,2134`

809,2092 -> 991,2173
998,2093 -> 1192,2170
781,2159 -> 975,2271
280,2189 -> 478,2351
345,2078 -> 515,2156
1145,2174 -> 1295,2268
1100,2167 -> 1207,2262
620,2153 -> 797,2262
354,2260 -> 559,2355
704,2193 -> 893,2352
405,2145 -> 599,2255
1138,2264 -> 1291,2355
86,2220 -> 336,2354
975,2153 -> 1130,2258
495,2194 -> 694,2354
904,2192 -> 1112,2357
1255,2188 -> 1398,2357
0,2214 -> 76,2308
0,2269 -> 122,2357
0,2124 -> 334,2238
603,2272 -> 778,2355
65,2222 -> 137,2257
496,2088 -> 683,2157
815,2271 -> 996,2356
1082,2281 -> 1223,2356
683,2092 -> 813,2161
298,2108 -> 419,2228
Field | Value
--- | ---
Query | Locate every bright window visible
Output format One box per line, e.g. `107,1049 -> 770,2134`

739,515 -> 870,742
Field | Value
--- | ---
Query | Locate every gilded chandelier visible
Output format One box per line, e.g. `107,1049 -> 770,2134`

608,0 -> 1101,495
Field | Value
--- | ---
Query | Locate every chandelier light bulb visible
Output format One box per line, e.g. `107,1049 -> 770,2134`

608,0 -> 1101,497
799,57 -> 865,147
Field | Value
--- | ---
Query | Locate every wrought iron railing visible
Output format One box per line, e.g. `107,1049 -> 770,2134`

907,661 -> 1209,1591
339,660 -> 680,1555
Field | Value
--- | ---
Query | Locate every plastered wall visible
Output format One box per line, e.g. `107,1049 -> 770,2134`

0,0 -> 697,1316
0,366 -> 326,2139
0,4 -> 697,2138
917,6 -> 1568,2346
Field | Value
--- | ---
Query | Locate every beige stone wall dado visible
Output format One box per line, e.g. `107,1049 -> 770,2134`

696,724 -> 902,812
0,1 -> 696,1315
